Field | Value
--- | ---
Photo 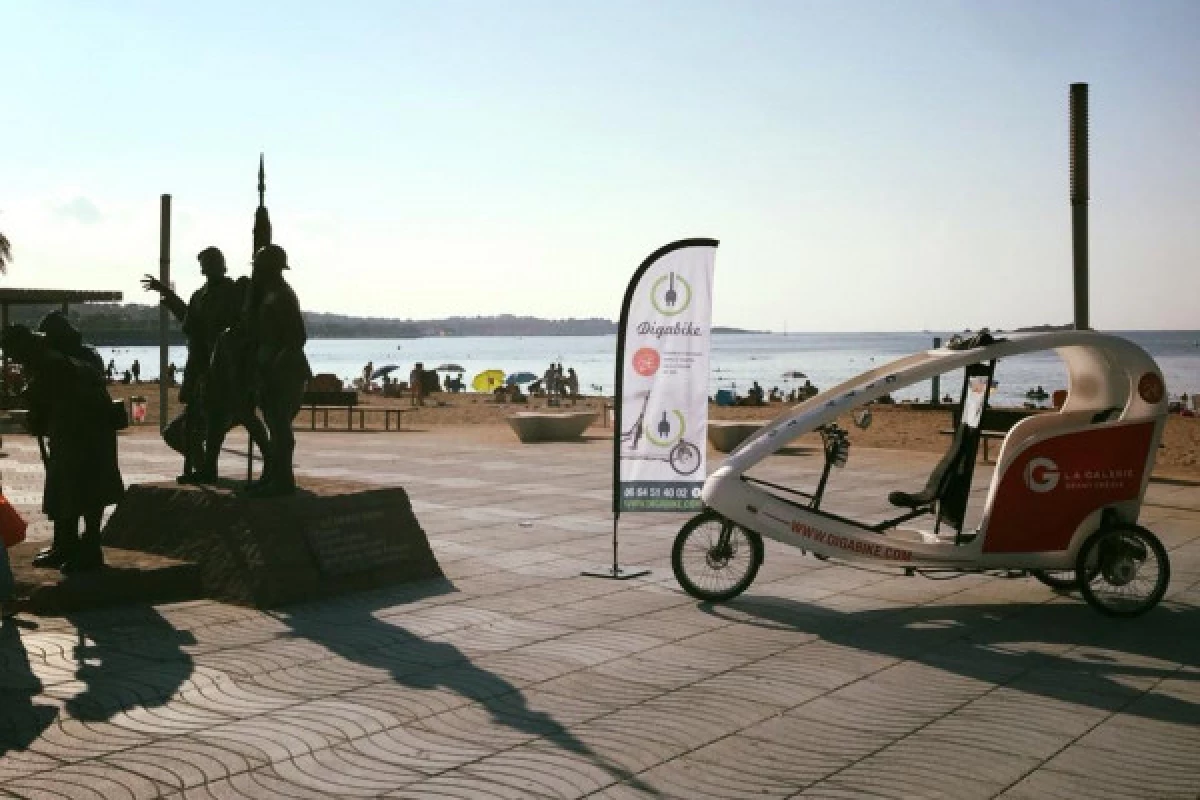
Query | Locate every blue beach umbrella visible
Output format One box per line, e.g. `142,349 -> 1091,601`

506,371 -> 538,386
371,365 -> 400,380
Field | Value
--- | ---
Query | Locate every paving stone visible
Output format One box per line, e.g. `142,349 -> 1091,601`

5,759 -> 167,799
2,430 -> 1197,798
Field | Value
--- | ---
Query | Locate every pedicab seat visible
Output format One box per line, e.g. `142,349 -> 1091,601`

887,426 -> 968,510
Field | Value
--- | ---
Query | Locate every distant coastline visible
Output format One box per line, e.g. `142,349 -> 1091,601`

6,302 -> 759,345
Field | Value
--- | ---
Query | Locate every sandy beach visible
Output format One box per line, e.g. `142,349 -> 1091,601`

105,383 -> 1200,480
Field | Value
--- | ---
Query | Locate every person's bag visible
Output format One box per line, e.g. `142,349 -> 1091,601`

0,493 -> 27,548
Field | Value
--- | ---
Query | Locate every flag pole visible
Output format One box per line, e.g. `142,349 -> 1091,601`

583,238 -> 718,580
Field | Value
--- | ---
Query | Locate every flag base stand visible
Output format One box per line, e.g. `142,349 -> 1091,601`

581,565 -> 651,580
582,518 -> 650,580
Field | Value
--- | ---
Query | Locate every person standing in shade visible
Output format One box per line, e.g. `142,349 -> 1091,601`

131,359 -> 141,384
2,322 -> 123,573
0,525 -> 15,619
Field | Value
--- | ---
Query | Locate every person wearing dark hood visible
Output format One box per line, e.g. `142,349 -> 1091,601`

37,310 -> 104,374
143,246 -> 244,482
3,320 -> 123,573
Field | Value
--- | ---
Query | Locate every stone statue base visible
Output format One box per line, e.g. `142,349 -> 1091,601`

9,541 -> 203,615
97,479 -> 442,608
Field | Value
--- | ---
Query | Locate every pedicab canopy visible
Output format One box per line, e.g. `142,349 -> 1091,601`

723,330 -> 1167,472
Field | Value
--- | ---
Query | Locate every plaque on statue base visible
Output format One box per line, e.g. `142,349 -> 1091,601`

99,479 -> 442,608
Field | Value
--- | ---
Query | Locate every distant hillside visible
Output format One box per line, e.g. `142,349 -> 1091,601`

8,303 -> 756,344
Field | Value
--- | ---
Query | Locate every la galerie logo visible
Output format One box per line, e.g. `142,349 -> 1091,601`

1024,457 -> 1061,493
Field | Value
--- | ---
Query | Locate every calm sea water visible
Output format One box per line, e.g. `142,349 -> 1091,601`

98,331 -> 1200,407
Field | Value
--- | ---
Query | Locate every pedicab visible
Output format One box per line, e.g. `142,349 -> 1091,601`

672,330 -> 1172,617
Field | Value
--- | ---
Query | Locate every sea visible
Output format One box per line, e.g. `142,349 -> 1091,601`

97,331 -> 1200,408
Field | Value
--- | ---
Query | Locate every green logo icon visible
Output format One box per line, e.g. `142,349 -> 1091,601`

651,271 -> 691,316
645,409 -> 686,447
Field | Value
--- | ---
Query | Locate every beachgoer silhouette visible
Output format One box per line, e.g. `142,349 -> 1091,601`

131,359 -> 141,383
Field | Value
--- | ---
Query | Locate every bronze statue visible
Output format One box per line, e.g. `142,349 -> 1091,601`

2,320 -> 124,573
143,247 -> 245,482
243,243 -> 311,496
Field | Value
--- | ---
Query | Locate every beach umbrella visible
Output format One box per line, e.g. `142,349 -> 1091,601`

371,365 -> 400,380
435,363 -> 465,372
505,371 -> 538,386
781,370 -> 807,379
471,369 -> 506,392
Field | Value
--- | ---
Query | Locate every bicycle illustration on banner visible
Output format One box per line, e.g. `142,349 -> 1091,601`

619,391 -> 702,476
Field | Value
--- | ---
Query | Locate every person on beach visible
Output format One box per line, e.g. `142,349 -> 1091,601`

566,367 -> 580,405
131,359 -> 141,383
544,363 -> 557,405
2,322 -> 124,573
410,362 -> 425,406
105,359 -> 115,382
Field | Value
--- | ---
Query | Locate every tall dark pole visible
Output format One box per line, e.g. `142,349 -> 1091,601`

159,194 -> 171,432
1070,83 -> 1089,330
248,155 -> 272,482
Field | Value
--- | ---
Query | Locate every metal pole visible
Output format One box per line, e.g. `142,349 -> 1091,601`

159,194 -> 171,432
1070,83 -> 1089,330
931,336 -> 941,403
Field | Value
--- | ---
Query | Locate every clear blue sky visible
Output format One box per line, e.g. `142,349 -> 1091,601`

1,0 -> 1196,330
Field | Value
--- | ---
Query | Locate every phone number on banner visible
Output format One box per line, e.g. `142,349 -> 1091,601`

620,481 -> 703,511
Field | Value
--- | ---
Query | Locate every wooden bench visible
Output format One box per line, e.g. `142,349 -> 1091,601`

940,407 -> 1041,462
303,390 -> 360,431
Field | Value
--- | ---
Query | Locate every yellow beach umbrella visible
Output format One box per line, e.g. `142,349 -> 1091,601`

471,369 -> 506,392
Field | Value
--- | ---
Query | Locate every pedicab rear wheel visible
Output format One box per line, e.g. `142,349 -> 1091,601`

1031,570 -> 1080,590
672,510 -> 763,602
1076,524 -> 1170,617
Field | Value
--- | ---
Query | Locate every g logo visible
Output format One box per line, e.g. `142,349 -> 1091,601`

1024,457 -> 1060,493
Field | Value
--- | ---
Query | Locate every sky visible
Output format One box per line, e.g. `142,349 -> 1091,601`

1,0 -> 1197,331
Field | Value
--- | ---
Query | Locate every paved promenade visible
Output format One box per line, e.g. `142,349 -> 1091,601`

1,429 -> 1197,799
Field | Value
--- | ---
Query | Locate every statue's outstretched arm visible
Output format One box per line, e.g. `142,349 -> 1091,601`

141,274 -> 188,322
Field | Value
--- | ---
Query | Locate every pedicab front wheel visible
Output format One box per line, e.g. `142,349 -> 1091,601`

1076,524 -> 1170,617
672,510 -> 764,603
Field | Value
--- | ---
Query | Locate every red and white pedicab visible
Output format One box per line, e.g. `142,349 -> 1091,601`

672,331 -> 1172,617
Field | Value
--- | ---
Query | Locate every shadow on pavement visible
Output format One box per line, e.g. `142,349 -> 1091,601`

282,579 -> 660,795
0,620 -> 59,762
702,592 -> 1199,726
63,606 -> 197,722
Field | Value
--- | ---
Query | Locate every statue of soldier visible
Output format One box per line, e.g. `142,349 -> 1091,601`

2,321 -> 124,572
142,247 -> 244,482
244,244 -> 311,496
